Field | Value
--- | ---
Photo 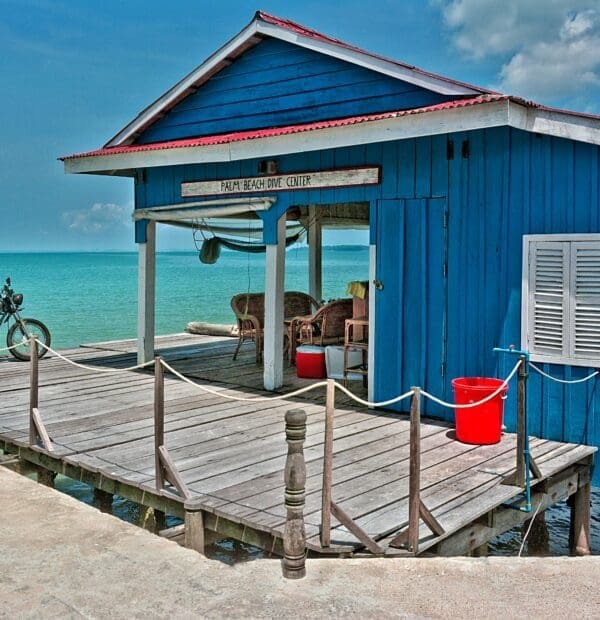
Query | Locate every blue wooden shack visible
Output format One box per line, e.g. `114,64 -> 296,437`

62,12 -> 600,478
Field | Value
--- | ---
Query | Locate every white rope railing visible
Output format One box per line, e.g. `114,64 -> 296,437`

528,362 -> 599,385
36,341 -> 156,373
421,360 -> 522,410
0,342 -> 30,354
160,358 -> 329,402
334,382 -> 415,408
10,336 -> 526,411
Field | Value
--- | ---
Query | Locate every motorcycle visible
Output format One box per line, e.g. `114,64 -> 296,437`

0,277 -> 51,361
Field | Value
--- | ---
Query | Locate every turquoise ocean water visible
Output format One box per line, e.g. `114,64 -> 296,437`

1,248 -> 597,557
0,246 -> 368,351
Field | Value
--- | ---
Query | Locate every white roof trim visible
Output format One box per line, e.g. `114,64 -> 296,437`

105,16 -> 479,148
64,99 -> 600,176
255,21 -> 480,97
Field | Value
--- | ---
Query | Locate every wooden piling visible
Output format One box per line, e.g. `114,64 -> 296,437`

320,379 -> 335,548
93,488 -> 113,514
184,508 -> 206,555
570,482 -> 591,556
282,408 -> 307,579
29,336 -> 38,447
36,466 -> 56,488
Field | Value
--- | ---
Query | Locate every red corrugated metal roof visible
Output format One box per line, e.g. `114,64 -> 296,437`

61,95 -> 508,161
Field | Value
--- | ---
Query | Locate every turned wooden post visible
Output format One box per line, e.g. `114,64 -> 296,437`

154,356 -> 165,491
320,379 -> 335,547
282,408 -> 307,579
570,481 -> 592,556
29,335 -> 39,447
408,387 -> 421,554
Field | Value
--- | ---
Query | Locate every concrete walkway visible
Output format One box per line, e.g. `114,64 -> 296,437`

0,467 -> 598,619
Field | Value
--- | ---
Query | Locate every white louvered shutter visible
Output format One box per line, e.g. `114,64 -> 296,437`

527,241 -> 568,358
569,242 -> 600,361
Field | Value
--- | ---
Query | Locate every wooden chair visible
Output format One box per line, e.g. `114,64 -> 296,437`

231,291 -> 319,363
289,298 -> 354,363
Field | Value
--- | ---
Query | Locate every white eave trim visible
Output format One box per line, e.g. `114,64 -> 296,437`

65,100 -> 510,174
508,100 -> 600,146
64,99 -> 600,176
105,17 -> 479,148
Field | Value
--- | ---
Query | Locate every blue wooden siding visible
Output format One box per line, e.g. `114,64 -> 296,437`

135,38 -> 451,144
137,127 -> 600,478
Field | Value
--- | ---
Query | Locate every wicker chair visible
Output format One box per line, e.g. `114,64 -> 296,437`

231,291 -> 319,363
289,298 -> 354,363
231,292 -> 265,363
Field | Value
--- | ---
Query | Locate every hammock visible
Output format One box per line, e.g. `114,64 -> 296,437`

198,232 -> 304,264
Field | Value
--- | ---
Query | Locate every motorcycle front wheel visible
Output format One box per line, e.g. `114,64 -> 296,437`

7,319 -> 51,361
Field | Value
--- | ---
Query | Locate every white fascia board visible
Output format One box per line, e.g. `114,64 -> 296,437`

105,21 -> 260,148
508,101 -> 600,146
64,100 -> 510,175
255,21 -> 480,97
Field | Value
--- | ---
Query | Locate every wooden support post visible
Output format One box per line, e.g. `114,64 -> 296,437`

408,387 -> 421,554
93,488 -> 113,514
570,482 -> 591,556
29,335 -> 38,447
154,509 -> 166,532
184,507 -> 206,555
138,505 -> 156,531
320,379 -> 335,548
307,206 -> 322,303
154,356 -> 165,491
282,408 -> 307,579
390,388 -> 444,552
263,214 -> 286,390
522,511 -> 549,555
137,219 -> 156,365
516,357 -> 526,487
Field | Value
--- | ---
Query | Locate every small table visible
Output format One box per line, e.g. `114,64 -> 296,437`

344,317 -> 368,386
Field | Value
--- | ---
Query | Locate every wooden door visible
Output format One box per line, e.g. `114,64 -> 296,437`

374,198 -> 448,414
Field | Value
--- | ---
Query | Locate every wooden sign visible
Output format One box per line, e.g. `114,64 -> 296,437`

181,166 -> 380,197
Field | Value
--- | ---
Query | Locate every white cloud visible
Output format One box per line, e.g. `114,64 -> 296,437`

435,1 -> 600,108
62,202 -> 131,234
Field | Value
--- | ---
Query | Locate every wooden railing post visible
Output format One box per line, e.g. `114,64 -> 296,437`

408,387 -> 421,553
29,335 -> 38,447
320,379 -> 335,547
154,356 -> 165,491
516,356 -> 526,487
282,408 -> 307,579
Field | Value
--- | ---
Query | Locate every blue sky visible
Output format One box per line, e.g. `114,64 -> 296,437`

1,0 -> 599,251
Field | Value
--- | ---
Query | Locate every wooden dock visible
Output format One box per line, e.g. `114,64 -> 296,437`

0,333 -> 595,560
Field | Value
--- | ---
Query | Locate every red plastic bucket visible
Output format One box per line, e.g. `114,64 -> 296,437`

451,377 -> 507,445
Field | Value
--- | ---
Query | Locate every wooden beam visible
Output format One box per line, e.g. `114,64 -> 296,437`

158,445 -> 192,500
31,408 -> 54,452
137,220 -> 156,364
263,214 -> 286,390
330,501 -> 384,555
